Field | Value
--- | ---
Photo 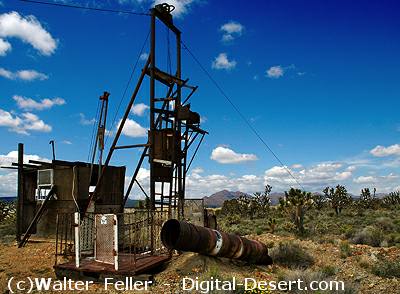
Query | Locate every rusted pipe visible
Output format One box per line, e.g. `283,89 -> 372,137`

161,219 -> 272,265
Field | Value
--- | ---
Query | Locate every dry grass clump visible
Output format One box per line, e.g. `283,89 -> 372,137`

270,241 -> 314,269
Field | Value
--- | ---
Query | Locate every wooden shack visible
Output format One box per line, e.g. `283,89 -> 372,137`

15,155 -> 125,242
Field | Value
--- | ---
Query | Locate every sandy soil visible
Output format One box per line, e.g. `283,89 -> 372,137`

0,234 -> 399,293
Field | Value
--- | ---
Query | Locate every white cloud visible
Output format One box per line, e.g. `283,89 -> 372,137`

131,103 -> 149,116
79,113 -> 95,125
264,162 -> 354,191
0,151 -> 50,197
353,176 -> 375,184
152,0 -> 198,18
0,68 -> 48,81
0,67 -> 13,79
119,118 -> 147,137
191,167 -> 204,174
0,108 -> 52,135
13,95 -> 65,111
0,38 -> 11,56
0,172 -> 17,197
16,69 -> 48,81
20,112 -> 52,132
212,53 -> 236,71
220,21 -> 244,42
61,140 -> 72,145
291,164 -> 303,169
211,146 -> 258,164
0,108 -> 21,129
266,65 -> 284,78
0,11 -> 57,55
139,52 -> 148,61
370,144 -> 400,157
0,150 -> 49,167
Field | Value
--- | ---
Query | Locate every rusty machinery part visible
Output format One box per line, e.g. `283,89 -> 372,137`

161,219 -> 273,265
157,3 -> 175,13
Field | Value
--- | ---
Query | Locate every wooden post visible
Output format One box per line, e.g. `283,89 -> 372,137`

16,143 -> 24,242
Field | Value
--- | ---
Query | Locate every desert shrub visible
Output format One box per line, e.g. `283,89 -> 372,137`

339,241 -> 352,258
355,255 -> 370,268
270,241 -> 314,269
320,265 -> 338,277
0,200 -> 16,243
387,233 -> 400,246
0,200 -> 16,222
267,218 -> 277,234
350,226 -> 385,247
255,227 -> 263,235
372,258 -> 400,278
375,217 -> 395,231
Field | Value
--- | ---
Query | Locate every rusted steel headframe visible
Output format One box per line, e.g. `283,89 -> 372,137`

161,219 -> 273,265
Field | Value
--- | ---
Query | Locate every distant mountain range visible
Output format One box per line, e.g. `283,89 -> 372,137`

0,197 -> 16,203
202,190 -> 389,208
202,190 -> 286,207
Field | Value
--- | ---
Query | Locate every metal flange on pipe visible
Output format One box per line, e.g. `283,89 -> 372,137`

161,219 -> 273,265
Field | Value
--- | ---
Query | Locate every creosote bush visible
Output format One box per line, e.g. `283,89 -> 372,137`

270,241 -> 314,269
372,257 -> 400,278
339,241 -> 352,258
351,226 -> 385,247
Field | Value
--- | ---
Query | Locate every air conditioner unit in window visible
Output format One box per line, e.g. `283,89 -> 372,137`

36,169 -> 54,201
37,169 -> 54,188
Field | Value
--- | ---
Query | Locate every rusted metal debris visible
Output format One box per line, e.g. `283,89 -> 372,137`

161,219 -> 273,265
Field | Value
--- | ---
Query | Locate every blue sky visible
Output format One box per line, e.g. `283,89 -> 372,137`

0,0 -> 399,198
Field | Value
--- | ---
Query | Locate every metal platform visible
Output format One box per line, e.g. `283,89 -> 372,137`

54,253 -> 170,278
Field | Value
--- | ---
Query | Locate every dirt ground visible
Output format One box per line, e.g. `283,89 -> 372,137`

0,234 -> 399,293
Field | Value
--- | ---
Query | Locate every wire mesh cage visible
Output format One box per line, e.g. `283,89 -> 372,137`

55,209 -> 170,274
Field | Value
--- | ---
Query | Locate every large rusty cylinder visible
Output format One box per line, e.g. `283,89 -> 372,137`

161,219 -> 273,265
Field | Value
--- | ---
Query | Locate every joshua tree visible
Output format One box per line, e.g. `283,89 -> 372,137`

359,187 -> 381,209
323,185 -> 351,215
312,193 -> 326,210
382,191 -> 400,207
279,188 -> 313,233
252,184 -> 272,217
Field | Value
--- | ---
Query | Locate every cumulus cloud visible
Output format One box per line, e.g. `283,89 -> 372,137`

79,113 -> 95,125
0,172 -> 17,197
0,11 -> 57,55
119,118 -> 147,137
264,162 -> 353,191
220,21 -> 244,42
0,150 -> 49,167
0,108 -> 52,134
266,65 -> 284,78
131,103 -> 149,116
0,68 -> 48,81
353,176 -> 375,184
124,166 -> 264,199
0,151 -> 50,197
212,53 -> 236,71
13,95 -> 65,111
370,144 -> 400,157
139,52 -> 148,61
211,146 -> 258,164
0,38 -> 11,56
